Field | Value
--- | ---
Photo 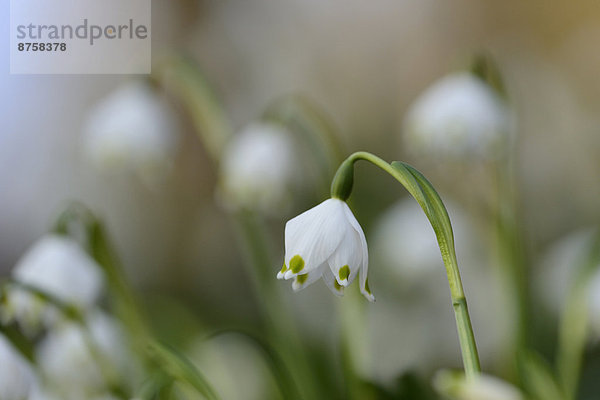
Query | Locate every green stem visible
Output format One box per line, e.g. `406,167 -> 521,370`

332,151 -> 481,378
491,159 -> 530,359
153,55 -> 232,161
556,231 -> 600,400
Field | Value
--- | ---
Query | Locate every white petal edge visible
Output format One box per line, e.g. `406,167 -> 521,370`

292,265 -> 326,292
322,268 -> 344,297
327,227 -> 362,287
342,203 -> 374,301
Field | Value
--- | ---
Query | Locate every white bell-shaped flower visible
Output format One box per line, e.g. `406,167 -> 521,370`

5,235 -> 104,331
83,81 -> 179,187
219,123 -> 298,214
0,334 -> 35,400
403,72 -> 509,159
434,371 -> 523,400
36,311 -> 137,399
277,198 -> 373,301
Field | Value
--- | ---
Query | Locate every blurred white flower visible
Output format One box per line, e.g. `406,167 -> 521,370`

0,334 -> 35,400
83,81 -> 179,187
538,228 -> 600,337
403,72 -> 509,159
434,371 -> 523,400
371,198 -> 476,287
219,123 -> 298,214
36,311 -> 136,399
4,235 -> 103,332
187,334 -> 278,400
278,198 -> 374,301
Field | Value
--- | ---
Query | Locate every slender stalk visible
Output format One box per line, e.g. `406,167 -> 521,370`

332,151 -> 481,378
556,232 -> 600,400
491,158 -> 530,360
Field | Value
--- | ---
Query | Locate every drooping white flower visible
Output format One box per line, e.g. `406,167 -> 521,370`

36,311 -> 137,399
277,198 -> 373,301
403,72 -> 509,159
4,235 -> 103,332
83,81 -> 179,187
434,371 -> 523,400
0,334 -> 35,400
219,123 -> 298,214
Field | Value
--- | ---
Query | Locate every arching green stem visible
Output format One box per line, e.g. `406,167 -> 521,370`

331,151 -> 481,378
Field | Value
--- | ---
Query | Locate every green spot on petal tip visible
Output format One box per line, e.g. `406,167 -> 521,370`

365,278 -> 371,294
339,265 -> 350,281
290,255 -> 305,273
334,280 -> 342,291
280,263 -> 287,273
297,274 -> 308,285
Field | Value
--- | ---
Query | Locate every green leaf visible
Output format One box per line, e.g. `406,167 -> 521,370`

147,341 -> 221,400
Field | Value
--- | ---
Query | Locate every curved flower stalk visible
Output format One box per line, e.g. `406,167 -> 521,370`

405,55 -> 529,374
3,234 -> 104,333
279,151 -> 480,377
434,370 -> 523,400
153,55 -> 232,160
369,198 -> 511,380
83,80 -> 180,188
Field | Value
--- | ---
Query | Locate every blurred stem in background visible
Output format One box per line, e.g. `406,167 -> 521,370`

473,54 -> 531,376
331,151 -> 481,379
556,231 -> 600,400
53,205 -> 222,399
156,57 -> 342,399
491,156 -> 530,369
265,95 -> 369,400
53,205 -> 150,351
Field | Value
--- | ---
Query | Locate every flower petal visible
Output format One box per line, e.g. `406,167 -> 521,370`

292,265 -> 326,292
283,199 -> 347,279
327,228 -> 362,287
322,268 -> 344,297
342,203 -> 374,301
